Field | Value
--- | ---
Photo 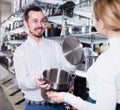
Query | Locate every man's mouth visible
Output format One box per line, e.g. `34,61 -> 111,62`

36,29 -> 42,33
35,28 -> 44,33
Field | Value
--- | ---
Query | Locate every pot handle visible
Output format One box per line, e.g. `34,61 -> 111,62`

68,73 -> 77,93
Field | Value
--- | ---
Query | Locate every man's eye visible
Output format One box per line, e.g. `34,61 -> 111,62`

41,17 -> 48,23
42,20 -> 47,22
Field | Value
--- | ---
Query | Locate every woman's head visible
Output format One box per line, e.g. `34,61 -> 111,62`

93,0 -> 120,33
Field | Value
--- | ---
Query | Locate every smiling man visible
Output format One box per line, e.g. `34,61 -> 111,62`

13,5 -> 75,110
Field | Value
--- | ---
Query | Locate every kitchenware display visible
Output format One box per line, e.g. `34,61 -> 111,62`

70,25 -> 90,34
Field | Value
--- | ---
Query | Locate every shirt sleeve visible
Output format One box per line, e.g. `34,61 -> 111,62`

64,92 -> 97,110
64,83 -> 116,110
14,48 -> 37,90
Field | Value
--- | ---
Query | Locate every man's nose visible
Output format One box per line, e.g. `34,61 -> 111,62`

38,21 -> 45,27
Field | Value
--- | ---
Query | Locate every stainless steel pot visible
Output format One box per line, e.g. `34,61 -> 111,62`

41,68 -> 72,103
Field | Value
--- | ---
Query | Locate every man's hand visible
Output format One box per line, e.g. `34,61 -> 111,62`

35,76 -> 50,89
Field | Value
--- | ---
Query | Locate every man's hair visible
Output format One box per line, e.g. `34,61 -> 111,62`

24,6 -> 42,21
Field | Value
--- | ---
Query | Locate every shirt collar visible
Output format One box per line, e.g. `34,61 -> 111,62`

28,36 -> 45,46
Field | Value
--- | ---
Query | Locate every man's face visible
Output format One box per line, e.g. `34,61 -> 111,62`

25,11 -> 47,39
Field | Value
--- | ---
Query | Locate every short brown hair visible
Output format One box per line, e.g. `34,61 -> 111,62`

24,6 -> 42,21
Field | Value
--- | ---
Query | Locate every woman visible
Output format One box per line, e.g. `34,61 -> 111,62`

47,0 -> 120,110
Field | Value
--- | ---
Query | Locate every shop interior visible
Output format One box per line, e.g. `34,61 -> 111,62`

0,0 -> 109,110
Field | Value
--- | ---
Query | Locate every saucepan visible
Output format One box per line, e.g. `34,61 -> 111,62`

41,68 -> 72,103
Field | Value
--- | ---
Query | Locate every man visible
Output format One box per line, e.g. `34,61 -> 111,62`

14,5 -> 75,110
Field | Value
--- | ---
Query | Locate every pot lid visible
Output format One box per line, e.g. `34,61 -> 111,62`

62,37 -> 84,65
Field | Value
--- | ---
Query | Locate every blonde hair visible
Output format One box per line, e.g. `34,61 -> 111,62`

93,0 -> 120,31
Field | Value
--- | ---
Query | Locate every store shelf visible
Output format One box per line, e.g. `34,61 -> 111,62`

48,15 -> 82,26
46,32 -> 108,44
4,40 -> 25,45
74,6 -> 93,18
38,0 -> 64,5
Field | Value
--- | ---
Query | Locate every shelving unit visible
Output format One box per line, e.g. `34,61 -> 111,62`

74,6 -> 92,18
38,0 -> 64,5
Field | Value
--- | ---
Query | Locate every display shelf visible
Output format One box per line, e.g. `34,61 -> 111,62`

48,15 -> 83,26
46,32 -> 108,44
4,40 -> 25,45
74,6 -> 93,18
38,0 -> 64,5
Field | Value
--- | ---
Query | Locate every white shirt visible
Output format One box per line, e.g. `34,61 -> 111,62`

64,37 -> 120,110
14,36 -> 75,101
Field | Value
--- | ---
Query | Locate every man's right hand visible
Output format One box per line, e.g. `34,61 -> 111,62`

35,76 -> 50,89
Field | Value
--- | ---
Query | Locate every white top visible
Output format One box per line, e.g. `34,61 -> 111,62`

64,37 -> 120,110
14,36 -> 75,101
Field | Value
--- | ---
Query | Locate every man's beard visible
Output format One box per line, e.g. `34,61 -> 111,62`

30,27 -> 44,39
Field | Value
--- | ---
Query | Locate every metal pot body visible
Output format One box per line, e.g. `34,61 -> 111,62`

41,68 -> 72,103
